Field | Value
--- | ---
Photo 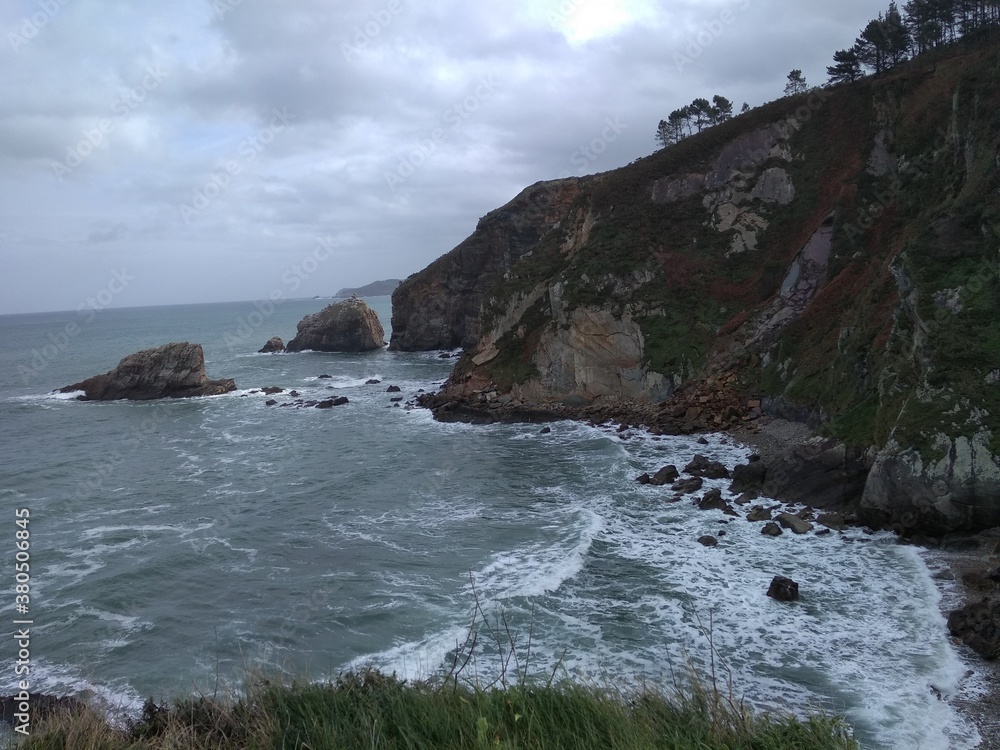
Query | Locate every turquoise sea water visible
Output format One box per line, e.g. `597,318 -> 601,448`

0,297 -> 984,748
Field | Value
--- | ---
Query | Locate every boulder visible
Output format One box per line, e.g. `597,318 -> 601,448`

761,522 -> 783,537
387,385 -> 402,393
258,336 -> 285,353
671,476 -> 704,495
746,506 -> 772,523
697,489 -> 737,515
261,386 -> 284,395
776,512 -> 814,535
59,342 -> 236,401
366,379 -> 382,385
684,455 -> 731,479
698,535 -> 719,547
650,465 -> 680,486
766,575 -> 799,601
947,597 -> 999,659
286,298 -> 386,352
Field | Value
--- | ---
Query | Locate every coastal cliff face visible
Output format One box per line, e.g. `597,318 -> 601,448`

389,178 -> 584,351
394,40 -> 1000,534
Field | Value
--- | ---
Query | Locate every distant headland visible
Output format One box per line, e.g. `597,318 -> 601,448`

335,279 -> 402,297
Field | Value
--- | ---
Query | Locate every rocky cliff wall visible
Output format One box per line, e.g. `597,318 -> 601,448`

394,40 -> 1000,534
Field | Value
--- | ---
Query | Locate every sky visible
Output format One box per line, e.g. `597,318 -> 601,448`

0,0 -> 882,315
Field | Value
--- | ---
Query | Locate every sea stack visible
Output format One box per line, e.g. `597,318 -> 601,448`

285,298 -> 386,352
59,342 -> 237,401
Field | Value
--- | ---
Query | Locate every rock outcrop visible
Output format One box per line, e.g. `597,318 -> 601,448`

258,336 -> 285,353
59,342 -> 236,401
286,298 -> 385,352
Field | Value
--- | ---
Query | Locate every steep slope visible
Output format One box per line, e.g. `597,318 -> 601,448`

394,38 -> 1000,534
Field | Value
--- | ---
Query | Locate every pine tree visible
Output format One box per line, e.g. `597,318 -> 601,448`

688,98 -> 713,132
712,95 -> 733,123
827,47 -> 863,84
655,120 -> 671,149
784,69 -> 808,96
885,2 -> 911,64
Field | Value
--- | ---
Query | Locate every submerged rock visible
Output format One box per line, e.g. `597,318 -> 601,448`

59,342 -> 236,401
286,298 -> 385,352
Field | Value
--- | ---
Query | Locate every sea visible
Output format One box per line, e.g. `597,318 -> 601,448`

0,296 -> 986,749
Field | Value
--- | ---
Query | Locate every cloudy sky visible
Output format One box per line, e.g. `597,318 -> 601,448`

0,0 -> 879,314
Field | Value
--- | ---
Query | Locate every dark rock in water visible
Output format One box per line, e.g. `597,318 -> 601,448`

636,473 -> 651,485
315,399 -> 334,409
390,396 -> 404,402
261,386 -> 284,395
697,489 -> 737,515
817,512 -> 848,531
683,455 -> 730,479
698,535 -> 719,547
286,298 -> 386,352
258,336 -> 285,353
767,575 -> 799,601
816,528 -> 832,536
366,379 -> 381,385
696,436 -> 709,445
734,492 -> 757,505
776,512 -> 814,535
761,522 -> 783,537
59,342 -> 236,401
265,399 -> 278,406
948,598 -> 1000,659
540,426 -> 551,434
746,506 -> 772,522
318,374 -> 332,379
650,465 -> 680,486
332,396 -> 349,406
289,390 -> 299,397
672,476 -> 704,494
387,385 -> 401,393
1,693 -> 86,726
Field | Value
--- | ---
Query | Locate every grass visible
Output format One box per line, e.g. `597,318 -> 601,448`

14,670 -> 858,750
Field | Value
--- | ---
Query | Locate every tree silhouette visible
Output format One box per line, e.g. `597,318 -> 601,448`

784,69 -> 808,96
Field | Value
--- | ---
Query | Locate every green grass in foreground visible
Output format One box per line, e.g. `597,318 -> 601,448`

16,669 -> 857,750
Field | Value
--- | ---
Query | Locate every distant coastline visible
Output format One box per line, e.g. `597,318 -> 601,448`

335,279 -> 402,298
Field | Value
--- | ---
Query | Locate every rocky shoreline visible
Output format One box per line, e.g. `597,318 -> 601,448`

418,384 -> 999,746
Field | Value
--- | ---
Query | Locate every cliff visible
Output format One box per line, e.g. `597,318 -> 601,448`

394,38 -> 1000,535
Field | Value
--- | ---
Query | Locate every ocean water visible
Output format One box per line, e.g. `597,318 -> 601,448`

0,297 -> 984,749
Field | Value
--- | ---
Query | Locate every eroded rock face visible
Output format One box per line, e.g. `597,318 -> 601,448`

389,178 -> 583,351
286,298 -> 385,352
860,436 -> 1000,534
59,342 -> 236,401
512,307 -> 672,403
